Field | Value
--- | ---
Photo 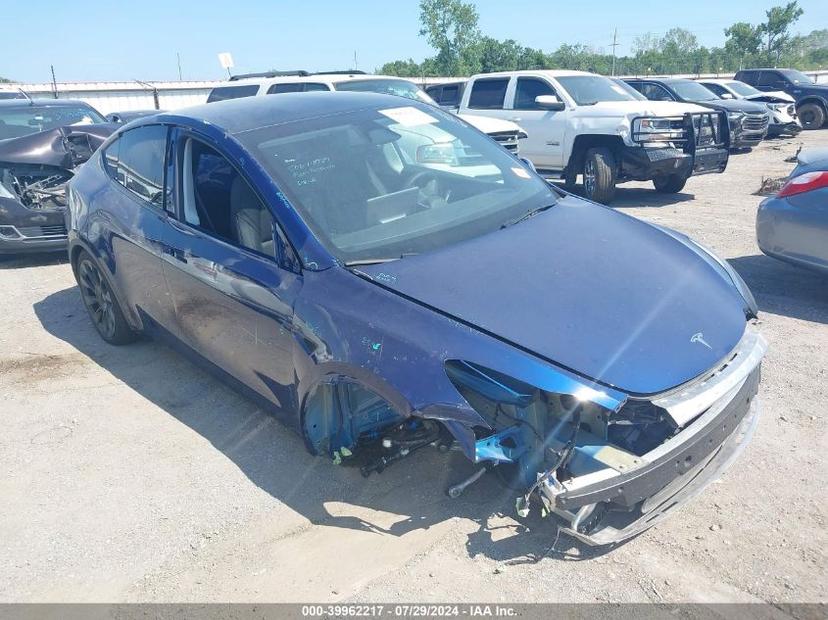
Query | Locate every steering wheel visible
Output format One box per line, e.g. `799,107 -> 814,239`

405,170 -> 451,205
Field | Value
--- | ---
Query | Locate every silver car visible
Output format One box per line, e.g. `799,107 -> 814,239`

757,148 -> 828,274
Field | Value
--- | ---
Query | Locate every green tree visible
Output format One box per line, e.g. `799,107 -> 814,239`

760,1 -> 804,65
418,0 -> 481,76
724,21 -> 763,68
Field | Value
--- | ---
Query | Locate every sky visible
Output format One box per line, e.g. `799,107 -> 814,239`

2,0 -> 827,83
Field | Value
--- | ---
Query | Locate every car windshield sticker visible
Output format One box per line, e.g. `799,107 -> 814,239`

379,106 -> 438,127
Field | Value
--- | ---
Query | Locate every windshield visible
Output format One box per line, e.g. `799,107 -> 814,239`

727,81 -> 761,97
669,80 -> 719,101
0,104 -> 106,140
334,79 -> 438,105
239,104 -> 556,264
611,78 -> 648,100
556,75 -> 638,105
780,70 -> 814,85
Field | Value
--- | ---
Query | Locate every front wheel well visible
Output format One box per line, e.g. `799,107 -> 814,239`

566,135 -> 625,177
797,96 -> 828,113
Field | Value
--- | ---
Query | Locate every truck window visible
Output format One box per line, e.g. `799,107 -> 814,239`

468,78 -> 509,110
514,78 -> 556,110
206,85 -> 260,103
757,71 -> 786,89
438,84 -> 460,106
267,83 -> 329,94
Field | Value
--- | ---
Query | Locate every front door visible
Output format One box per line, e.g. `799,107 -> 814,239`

160,130 -> 302,412
508,76 -> 567,170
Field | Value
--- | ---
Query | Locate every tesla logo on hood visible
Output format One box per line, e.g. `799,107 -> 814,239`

690,332 -> 712,350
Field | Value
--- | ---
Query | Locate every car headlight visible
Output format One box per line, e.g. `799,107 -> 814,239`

727,111 -> 745,125
632,117 -> 685,145
652,224 -> 758,317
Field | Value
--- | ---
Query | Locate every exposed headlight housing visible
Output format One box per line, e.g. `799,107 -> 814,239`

632,117 -> 685,146
727,111 -> 745,125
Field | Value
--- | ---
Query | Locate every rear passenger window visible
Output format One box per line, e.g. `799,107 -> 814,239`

468,79 -> 509,109
206,85 -> 259,103
267,83 -> 328,94
179,137 -> 277,257
113,125 -> 168,209
514,78 -> 556,110
439,84 -> 460,106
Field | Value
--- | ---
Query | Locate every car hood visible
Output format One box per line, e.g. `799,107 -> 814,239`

745,91 -> 794,104
696,98 -> 768,114
0,123 -> 117,168
458,113 -> 524,135
573,99 -> 711,118
357,196 -> 748,396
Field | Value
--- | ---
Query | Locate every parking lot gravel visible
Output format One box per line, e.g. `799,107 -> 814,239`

0,131 -> 826,605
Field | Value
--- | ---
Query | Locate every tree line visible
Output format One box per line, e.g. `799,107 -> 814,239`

379,0 -> 828,78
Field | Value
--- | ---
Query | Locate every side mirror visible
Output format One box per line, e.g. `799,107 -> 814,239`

721,93 -> 734,100
520,157 -> 536,172
535,95 -> 565,111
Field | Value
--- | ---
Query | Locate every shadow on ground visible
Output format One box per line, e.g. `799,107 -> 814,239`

559,182 -> 695,208
729,254 -> 828,324
34,286 -> 610,565
0,252 -> 67,270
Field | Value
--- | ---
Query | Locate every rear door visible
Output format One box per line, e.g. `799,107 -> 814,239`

160,127 -> 303,411
98,125 -> 178,333
464,77 -> 511,121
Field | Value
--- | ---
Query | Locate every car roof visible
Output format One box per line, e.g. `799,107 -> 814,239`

471,70 -> 594,79
153,91 -> 423,135
697,78 -> 734,84
0,98 -> 96,108
217,73 -> 415,88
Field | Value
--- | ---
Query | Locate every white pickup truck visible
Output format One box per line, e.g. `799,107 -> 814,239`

457,70 -> 731,203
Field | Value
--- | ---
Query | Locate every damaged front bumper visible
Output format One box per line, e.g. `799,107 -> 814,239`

538,326 -> 766,546
457,324 -> 766,546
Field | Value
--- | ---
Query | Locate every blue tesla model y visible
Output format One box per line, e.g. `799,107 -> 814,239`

66,92 -> 766,545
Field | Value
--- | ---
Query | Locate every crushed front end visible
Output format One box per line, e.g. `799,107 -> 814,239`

0,125 -> 113,254
446,324 -> 766,546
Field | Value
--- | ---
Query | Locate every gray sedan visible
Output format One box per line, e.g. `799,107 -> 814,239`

757,148 -> 828,274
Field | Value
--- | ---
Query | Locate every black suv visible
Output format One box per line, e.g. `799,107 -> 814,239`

624,78 -> 770,149
735,69 -> 828,130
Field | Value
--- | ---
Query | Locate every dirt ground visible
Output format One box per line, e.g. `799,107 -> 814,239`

0,131 -> 826,605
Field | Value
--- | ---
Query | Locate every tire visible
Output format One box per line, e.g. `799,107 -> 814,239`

563,167 -> 578,192
652,173 -> 688,193
74,251 -> 136,345
797,103 -> 826,131
582,148 -> 617,204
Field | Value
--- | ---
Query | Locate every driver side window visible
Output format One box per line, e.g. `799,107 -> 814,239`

179,137 -> 277,258
514,78 -> 557,110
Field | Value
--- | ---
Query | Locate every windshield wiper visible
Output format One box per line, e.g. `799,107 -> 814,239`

344,253 -> 418,267
500,204 -> 555,229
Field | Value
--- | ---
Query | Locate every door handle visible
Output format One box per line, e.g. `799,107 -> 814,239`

162,245 -> 188,264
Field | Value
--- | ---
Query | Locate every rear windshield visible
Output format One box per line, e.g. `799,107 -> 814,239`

727,81 -> 761,97
207,85 -> 259,103
0,104 -> 106,140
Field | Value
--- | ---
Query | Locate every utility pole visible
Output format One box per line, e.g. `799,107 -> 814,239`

50,65 -> 58,99
610,28 -> 619,76
353,50 -> 358,71
177,52 -> 183,81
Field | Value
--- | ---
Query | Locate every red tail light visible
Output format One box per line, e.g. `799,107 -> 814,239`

777,170 -> 828,198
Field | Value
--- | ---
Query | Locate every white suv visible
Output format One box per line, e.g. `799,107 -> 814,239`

457,70 -> 731,203
207,71 -> 526,155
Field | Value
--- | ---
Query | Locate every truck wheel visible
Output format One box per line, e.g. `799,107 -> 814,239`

797,103 -> 826,130
563,167 -> 578,192
652,173 -> 688,193
583,148 -> 617,204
